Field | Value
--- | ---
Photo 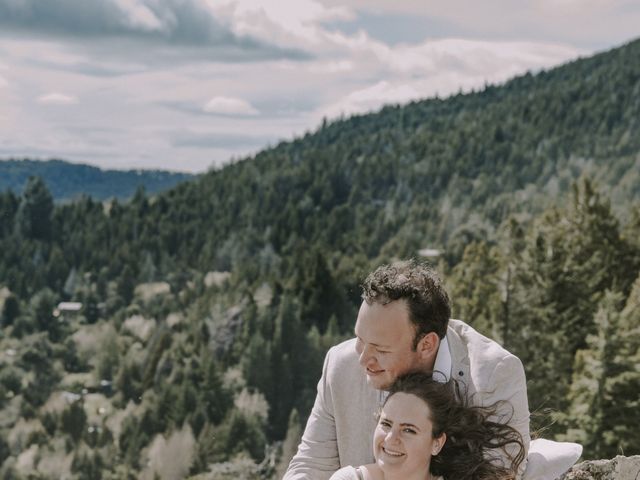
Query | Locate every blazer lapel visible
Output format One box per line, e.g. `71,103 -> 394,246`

446,322 -> 473,396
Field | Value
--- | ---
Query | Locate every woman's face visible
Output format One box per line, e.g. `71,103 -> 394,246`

373,392 -> 445,478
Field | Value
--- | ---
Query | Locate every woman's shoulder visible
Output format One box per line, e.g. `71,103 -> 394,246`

328,465 -> 359,480
329,464 -> 381,480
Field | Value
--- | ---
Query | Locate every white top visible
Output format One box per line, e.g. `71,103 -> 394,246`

329,466 -> 362,480
329,466 -> 443,480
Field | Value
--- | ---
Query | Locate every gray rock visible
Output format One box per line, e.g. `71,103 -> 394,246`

560,456 -> 640,480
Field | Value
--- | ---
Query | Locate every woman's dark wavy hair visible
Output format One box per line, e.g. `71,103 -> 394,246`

385,372 -> 525,480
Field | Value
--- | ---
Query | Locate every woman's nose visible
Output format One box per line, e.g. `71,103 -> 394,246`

385,429 -> 400,443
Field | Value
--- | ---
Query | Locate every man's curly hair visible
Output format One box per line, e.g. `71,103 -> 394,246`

361,259 -> 451,348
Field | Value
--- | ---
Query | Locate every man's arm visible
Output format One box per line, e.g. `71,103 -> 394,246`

486,354 -> 531,479
283,347 -> 341,480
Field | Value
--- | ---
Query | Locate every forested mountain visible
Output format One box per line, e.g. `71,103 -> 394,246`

0,38 -> 639,479
0,159 -> 194,201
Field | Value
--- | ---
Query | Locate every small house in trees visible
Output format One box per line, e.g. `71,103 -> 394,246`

418,248 -> 443,258
53,301 -> 82,320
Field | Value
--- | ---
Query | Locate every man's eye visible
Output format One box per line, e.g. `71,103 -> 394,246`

376,349 -> 389,354
380,420 -> 391,428
403,428 -> 417,434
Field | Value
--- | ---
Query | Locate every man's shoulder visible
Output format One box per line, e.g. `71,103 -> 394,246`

324,338 -> 361,381
447,319 -> 524,389
448,319 -> 513,361
329,337 -> 358,355
322,338 -> 375,419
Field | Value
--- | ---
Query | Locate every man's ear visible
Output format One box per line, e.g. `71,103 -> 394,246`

417,331 -> 439,359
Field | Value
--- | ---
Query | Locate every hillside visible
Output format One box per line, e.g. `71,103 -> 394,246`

110,36 -> 639,270
0,39 -> 639,479
0,159 -> 194,201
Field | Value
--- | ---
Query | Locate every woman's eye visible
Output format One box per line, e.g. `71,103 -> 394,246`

380,420 -> 391,428
403,428 -> 417,434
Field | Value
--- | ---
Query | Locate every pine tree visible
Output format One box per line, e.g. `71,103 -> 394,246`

30,287 -> 61,340
604,277 -> 640,455
448,241 -> 503,340
117,265 -> 136,305
1,293 -> 20,327
20,335 -> 60,407
275,408 -> 302,479
218,410 -> 267,461
82,292 -> 100,324
0,190 -> 19,238
14,176 -> 54,241
507,180 -> 635,416
201,355 -> 231,425
560,279 -> 640,458
559,291 -> 622,456
61,399 -> 88,444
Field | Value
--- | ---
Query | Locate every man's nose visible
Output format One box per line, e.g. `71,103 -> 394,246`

358,344 -> 372,366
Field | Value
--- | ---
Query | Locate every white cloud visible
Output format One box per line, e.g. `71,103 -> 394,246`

203,96 -> 259,116
207,0 -> 356,52
112,0 -> 165,32
0,74 -> 7,88
3,1 -> 623,173
319,38 -> 582,121
309,59 -> 354,73
532,0 -> 626,14
323,80 -> 419,118
36,93 -> 78,105
318,0 -> 640,48
384,39 -> 581,76
0,0 -> 303,61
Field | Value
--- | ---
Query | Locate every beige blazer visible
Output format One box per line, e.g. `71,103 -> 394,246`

284,319 -> 531,480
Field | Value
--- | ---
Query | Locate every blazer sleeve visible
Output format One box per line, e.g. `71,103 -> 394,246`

283,347 -> 340,480
486,353 -> 531,480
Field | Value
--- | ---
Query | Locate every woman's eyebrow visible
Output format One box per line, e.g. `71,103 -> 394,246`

400,422 -> 421,431
380,417 -> 421,431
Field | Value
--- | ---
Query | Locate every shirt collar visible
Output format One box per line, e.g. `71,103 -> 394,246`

432,334 -> 452,383
377,333 -> 452,405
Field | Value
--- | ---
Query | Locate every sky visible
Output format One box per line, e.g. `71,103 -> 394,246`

0,1 -> 639,173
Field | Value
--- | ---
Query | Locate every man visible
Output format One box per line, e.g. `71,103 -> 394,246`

284,260 -> 531,480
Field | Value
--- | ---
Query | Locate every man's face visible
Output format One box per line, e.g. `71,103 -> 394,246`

354,300 -> 422,390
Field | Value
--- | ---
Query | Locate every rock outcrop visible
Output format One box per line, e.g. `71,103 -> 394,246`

560,456 -> 640,480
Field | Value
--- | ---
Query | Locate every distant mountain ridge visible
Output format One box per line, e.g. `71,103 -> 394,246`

0,159 -> 194,201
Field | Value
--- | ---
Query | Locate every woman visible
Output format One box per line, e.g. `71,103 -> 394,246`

330,372 -> 524,480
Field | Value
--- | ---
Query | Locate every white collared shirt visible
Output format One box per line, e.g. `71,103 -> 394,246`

377,334 -> 452,405
432,334 -> 452,383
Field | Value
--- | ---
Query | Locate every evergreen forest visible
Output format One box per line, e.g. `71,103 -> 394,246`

0,38 -> 639,479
